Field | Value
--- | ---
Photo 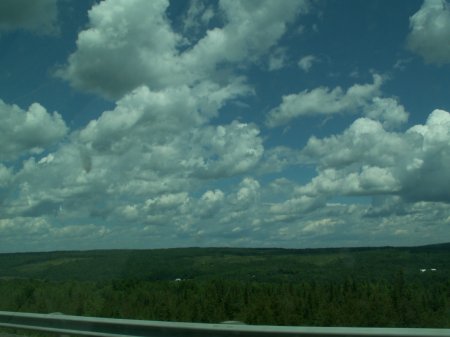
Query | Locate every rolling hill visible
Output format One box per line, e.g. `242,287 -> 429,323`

0,243 -> 448,282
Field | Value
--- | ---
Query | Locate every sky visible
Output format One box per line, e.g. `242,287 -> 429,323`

0,0 -> 449,253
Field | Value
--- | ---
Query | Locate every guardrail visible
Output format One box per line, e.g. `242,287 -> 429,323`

1,311 -> 450,337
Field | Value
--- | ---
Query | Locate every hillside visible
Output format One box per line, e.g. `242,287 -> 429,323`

0,244 -> 449,327
0,243 -> 448,282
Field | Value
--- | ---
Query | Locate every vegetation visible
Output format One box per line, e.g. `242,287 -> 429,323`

0,243 -> 449,327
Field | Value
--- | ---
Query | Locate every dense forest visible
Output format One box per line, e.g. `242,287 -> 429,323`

0,244 -> 449,328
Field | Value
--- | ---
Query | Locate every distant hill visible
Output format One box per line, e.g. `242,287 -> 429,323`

0,243 -> 449,282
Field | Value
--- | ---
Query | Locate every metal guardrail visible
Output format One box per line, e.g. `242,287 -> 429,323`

0,311 -> 450,337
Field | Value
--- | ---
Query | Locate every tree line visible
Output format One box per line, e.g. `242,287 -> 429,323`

0,271 -> 448,328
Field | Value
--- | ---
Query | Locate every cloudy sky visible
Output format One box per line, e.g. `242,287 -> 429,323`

0,0 -> 449,252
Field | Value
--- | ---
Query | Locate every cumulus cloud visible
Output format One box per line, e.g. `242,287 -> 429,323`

4,144 -> 101,219
57,0 -> 182,99
72,83 -> 262,187
117,193 -> 192,229
183,0 -> 216,37
266,74 -> 408,129
0,99 -> 68,161
300,109 -> 450,203
407,0 -> 450,65
0,0 -> 58,34
0,83 -> 264,228
144,192 -> 189,211
262,192 -> 450,248
300,218 -> 340,235
182,0 -> 309,75
257,146 -> 303,174
269,195 -> 326,219
268,48 -> 288,71
236,177 -> 260,203
4,0 -> 448,251
364,97 -> 409,129
298,54 -> 318,72
201,189 -> 224,203
113,177 -> 261,245
187,122 -> 264,179
3,119 -> 449,250
297,166 -> 401,197
266,74 -> 383,126
180,180 -> 448,248
0,216 -> 111,252
0,164 -> 12,188
302,118 -> 406,169
58,0 -> 309,99
15,0 -> 312,250
78,81 -> 252,151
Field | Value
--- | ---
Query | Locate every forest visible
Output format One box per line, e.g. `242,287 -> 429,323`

0,243 -> 449,328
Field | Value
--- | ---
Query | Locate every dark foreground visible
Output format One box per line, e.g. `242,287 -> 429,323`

0,244 -> 449,327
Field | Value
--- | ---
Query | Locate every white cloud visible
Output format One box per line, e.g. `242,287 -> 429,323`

59,0 -> 309,99
0,0 -> 58,34
74,85 -> 263,189
261,194 -> 450,248
407,0 -> 450,65
183,0 -> 309,74
302,117 -> 405,169
257,146 -> 302,174
2,125 -> 449,250
401,109 -> 450,202
266,74 -> 385,127
298,54 -> 318,72
196,189 -> 225,220
58,0 -> 182,99
78,81 -> 252,152
268,48 -> 288,71
4,145 -> 101,219
1,78 -> 425,250
300,109 -> 450,203
144,193 -> 189,210
116,193 -> 192,229
0,99 -> 68,161
38,153 -> 55,165
297,166 -> 401,197
201,189 -> 225,203
0,81 -> 264,229
187,122 -> 264,179
4,0 -> 448,251
78,85 -> 206,151
0,216 -> 112,252
364,97 -> 409,129
183,0 -> 215,36
266,74 -> 408,129
269,195 -> 325,216
0,164 -> 12,188
365,198 -> 450,238
301,218 -> 339,235
0,217 -> 50,237
51,224 -> 110,239
393,58 -> 412,71
236,177 -> 260,203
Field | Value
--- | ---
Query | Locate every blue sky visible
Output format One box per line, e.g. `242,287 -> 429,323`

0,0 -> 449,252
